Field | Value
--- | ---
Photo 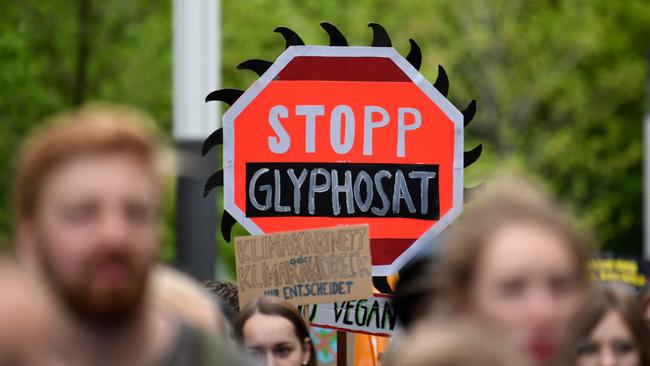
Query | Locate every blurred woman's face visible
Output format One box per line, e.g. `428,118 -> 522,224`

574,310 -> 640,366
242,313 -> 310,366
466,222 -> 583,366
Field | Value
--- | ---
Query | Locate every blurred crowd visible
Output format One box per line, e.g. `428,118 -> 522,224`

1,105 -> 649,366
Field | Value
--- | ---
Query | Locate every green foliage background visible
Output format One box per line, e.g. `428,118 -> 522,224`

1,0 -> 649,278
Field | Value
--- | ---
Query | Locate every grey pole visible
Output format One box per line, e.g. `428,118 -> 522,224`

172,0 -> 221,279
643,47 -> 650,260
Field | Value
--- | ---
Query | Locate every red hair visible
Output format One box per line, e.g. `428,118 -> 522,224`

14,105 -> 164,219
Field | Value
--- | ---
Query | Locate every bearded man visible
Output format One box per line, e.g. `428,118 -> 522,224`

15,106 -> 245,366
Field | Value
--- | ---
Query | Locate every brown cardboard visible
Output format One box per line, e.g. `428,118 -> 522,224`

235,224 -> 373,308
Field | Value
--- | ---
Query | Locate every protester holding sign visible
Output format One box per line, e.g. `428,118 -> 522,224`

235,296 -> 317,366
561,285 -> 650,366
437,178 -> 591,366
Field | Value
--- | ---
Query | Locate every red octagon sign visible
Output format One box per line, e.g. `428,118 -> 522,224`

223,46 -> 464,275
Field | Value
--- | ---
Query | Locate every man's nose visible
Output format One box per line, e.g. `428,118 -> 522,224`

98,210 -> 130,246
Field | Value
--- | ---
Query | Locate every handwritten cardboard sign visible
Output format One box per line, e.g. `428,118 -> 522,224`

303,294 -> 397,337
235,224 -> 373,307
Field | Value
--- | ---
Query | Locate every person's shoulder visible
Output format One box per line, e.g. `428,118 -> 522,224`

160,320 -> 251,366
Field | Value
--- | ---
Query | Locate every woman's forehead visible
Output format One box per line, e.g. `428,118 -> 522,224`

243,313 -> 299,344
476,223 -> 577,276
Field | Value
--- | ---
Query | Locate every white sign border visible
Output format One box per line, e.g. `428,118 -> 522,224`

223,46 -> 464,276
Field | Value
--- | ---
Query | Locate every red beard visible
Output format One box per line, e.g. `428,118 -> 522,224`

38,241 -> 151,327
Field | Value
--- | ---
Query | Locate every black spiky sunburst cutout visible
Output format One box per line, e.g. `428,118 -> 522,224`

202,22 -> 484,291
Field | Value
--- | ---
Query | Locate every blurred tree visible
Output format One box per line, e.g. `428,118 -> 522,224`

220,0 -> 650,270
0,0 -> 648,278
0,0 -> 174,256
431,0 -> 650,255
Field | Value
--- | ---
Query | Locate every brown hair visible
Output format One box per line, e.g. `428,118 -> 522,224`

642,288 -> 650,316
562,285 -> 650,366
235,297 -> 317,366
438,177 -> 591,308
14,105 -> 165,219
204,280 -> 240,316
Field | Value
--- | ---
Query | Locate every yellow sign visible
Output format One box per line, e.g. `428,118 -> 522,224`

589,257 -> 648,289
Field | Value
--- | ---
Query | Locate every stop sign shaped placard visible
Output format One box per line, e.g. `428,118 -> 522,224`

223,46 -> 463,275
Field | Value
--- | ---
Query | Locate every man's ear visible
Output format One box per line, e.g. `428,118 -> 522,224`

14,218 -> 39,272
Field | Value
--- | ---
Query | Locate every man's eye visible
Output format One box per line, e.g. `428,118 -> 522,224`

124,203 -> 153,224
64,204 -> 96,223
498,279 -> 525,298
